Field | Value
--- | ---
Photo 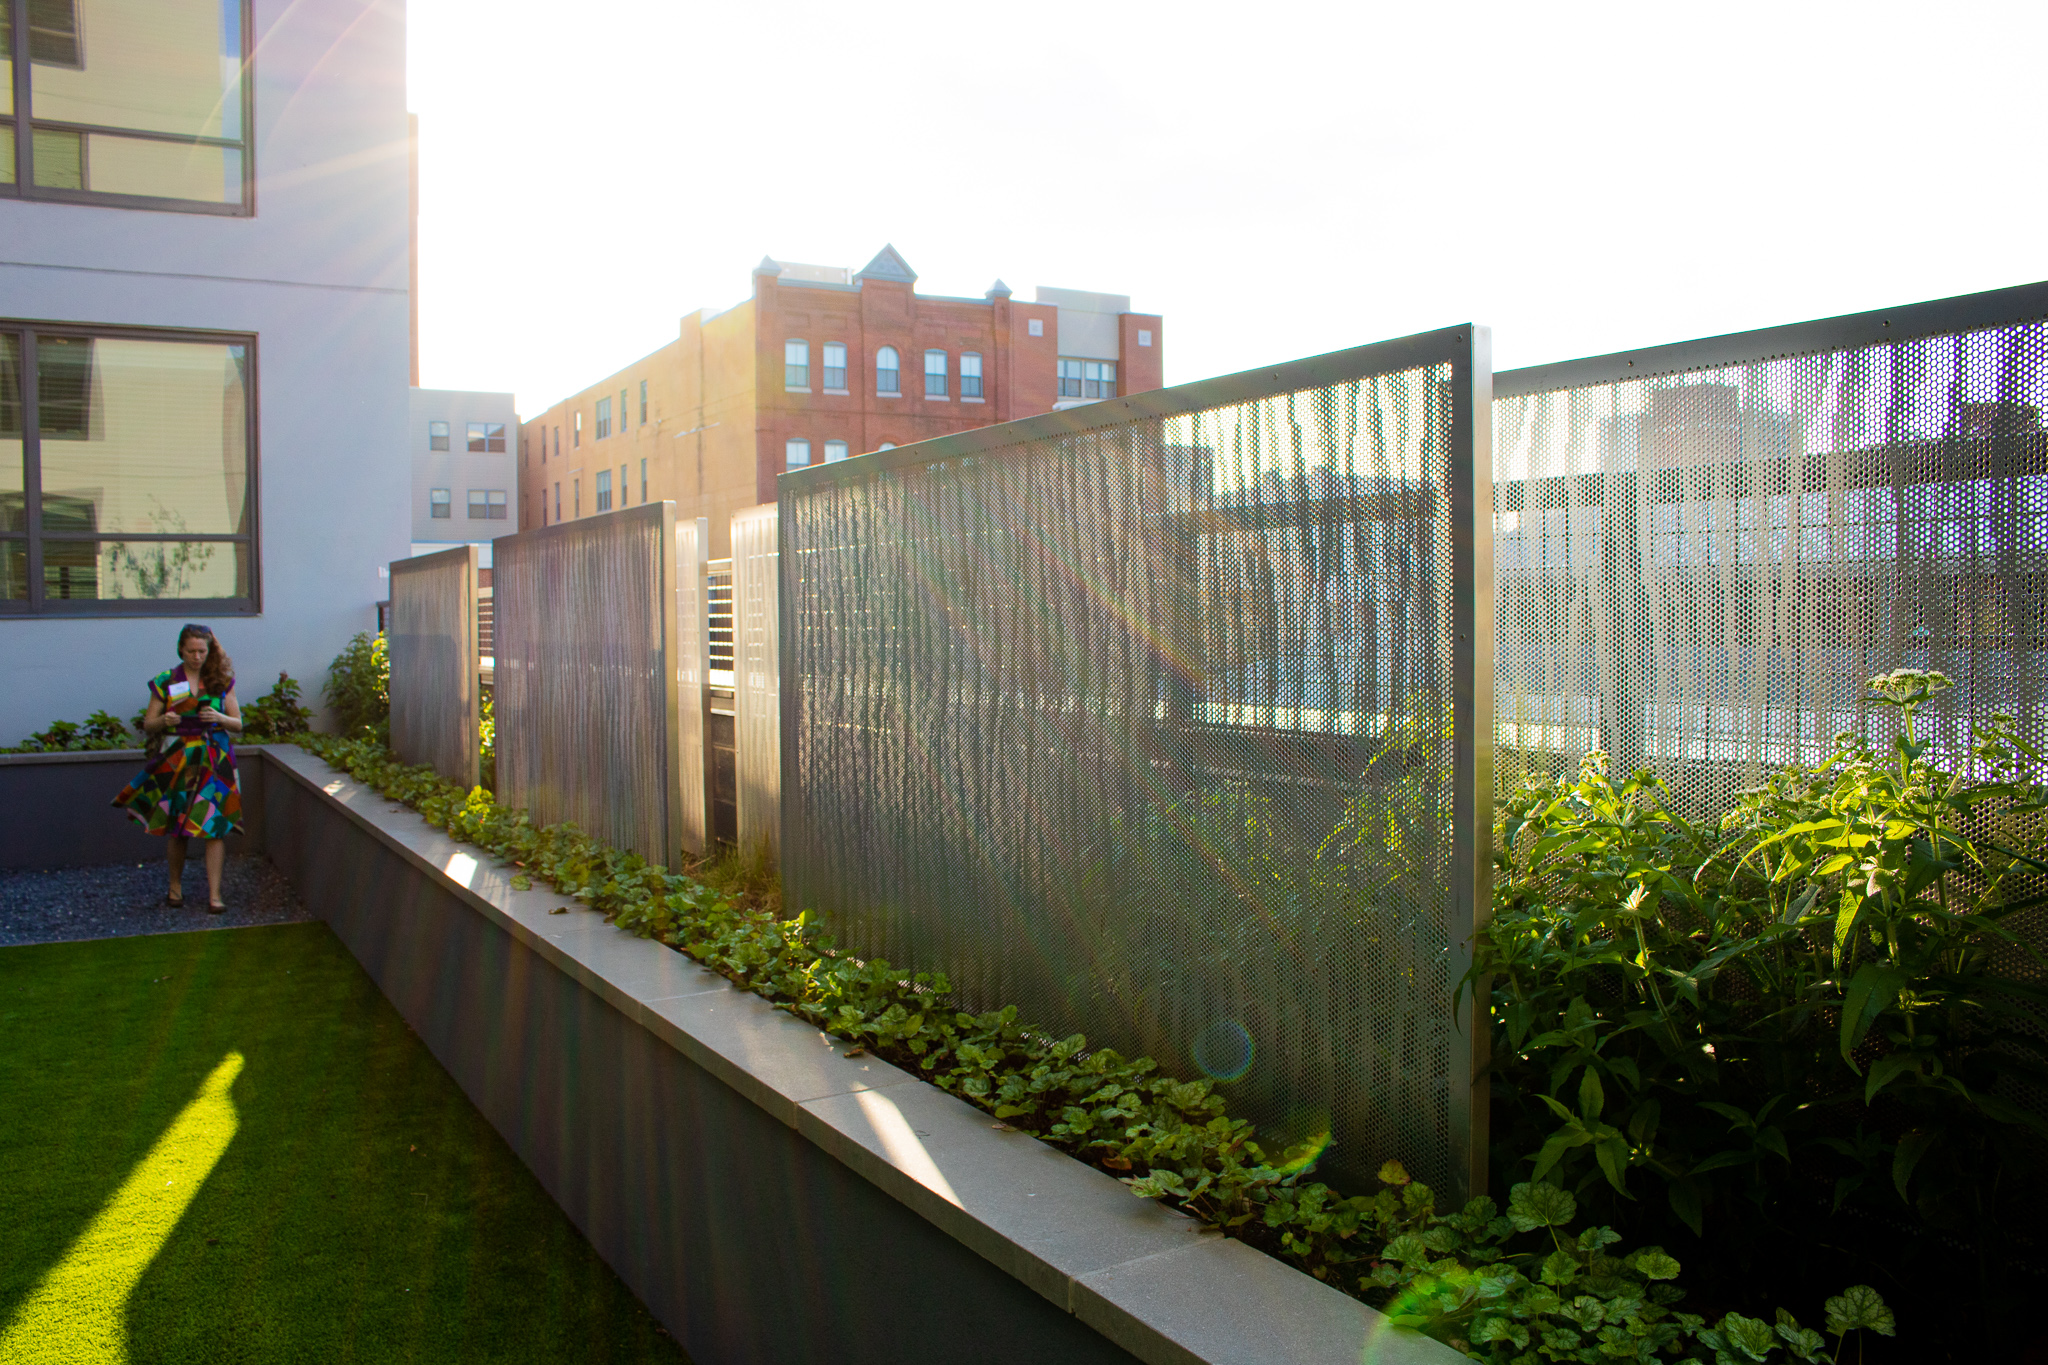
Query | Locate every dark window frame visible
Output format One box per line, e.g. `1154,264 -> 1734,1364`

0,316 -> 261,617
2,0 -> 257,216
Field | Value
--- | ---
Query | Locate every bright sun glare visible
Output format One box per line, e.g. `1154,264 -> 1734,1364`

0,1053 -> 244,1362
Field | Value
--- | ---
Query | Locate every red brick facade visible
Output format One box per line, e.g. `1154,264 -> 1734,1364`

750,251 -> 1162,504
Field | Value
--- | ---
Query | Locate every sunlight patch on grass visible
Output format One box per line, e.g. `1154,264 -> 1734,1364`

0,1053 -> 242,1363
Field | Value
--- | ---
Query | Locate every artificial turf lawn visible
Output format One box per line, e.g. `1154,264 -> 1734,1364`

0,922 -> 693,1363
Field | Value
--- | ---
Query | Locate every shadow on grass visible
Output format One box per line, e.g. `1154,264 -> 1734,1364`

0,922 -> 689,1363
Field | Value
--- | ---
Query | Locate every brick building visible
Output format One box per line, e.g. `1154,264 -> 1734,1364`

519,245 -> 1163,555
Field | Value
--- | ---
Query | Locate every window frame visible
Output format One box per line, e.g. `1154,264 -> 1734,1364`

924,349 -> 947,398
823,439 -> 849,463
875,346 -> 900,395
785,339 -> 810,391
0,317 -> 262,616
429,420 -> 450,451
467,421 -> 506,453
595,396 -> 611,441
960,351 -> 983,399
822,342 -> 847,392
638,380 -> 647,425
785,437 -> 811,470
594,468 -> 612,512
429,488 -> 452,519
2,0 -> 258,216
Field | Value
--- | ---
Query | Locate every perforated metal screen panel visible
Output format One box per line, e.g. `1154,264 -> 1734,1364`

1494,284 -> 2048,817
495,502 -> 684,868
388,545 -> 479,789
781,328 -> 1491,1196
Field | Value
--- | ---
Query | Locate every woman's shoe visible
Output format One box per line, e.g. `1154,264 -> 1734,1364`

165,891 -> 184,908
207,900 -> 226,915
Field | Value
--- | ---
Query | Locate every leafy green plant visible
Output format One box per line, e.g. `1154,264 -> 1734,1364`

479,689 -> 496,791
1477,670 -> 2048,1354
291,731 -> 1886,1359
323,631 -> 390,739
242,671 -> 314,743
1355,1163 -> 1891,1363
4,710 -> 137,753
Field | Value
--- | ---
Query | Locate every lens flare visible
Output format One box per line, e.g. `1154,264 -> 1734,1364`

1191,1018 -> 1255,1082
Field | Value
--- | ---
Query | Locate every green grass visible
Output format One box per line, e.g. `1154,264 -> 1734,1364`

0,923 -> 692,1364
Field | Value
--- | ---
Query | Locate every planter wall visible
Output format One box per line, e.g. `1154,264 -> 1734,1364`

238,744 -> 1459,1365
0,748 -> 269,871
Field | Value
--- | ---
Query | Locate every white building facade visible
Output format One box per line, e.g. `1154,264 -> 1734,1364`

0,0 -> 411,739
409,388 -> 519,562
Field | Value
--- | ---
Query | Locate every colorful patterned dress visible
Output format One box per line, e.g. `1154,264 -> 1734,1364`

111,666 -> 243,839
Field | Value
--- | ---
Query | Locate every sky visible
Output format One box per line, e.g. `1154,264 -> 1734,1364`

408,0 -> 2048,417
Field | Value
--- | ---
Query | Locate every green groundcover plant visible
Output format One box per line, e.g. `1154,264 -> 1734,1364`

297,723 -> 1890,1363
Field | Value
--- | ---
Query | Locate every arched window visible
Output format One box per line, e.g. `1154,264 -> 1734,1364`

876,346 -> 900,395
785,340 -> 809,390
924,349 -> 947,398
877,442 -> 896,451
960,352 -> 983,399
785,438 -> 812,470
824,440 -> 849,463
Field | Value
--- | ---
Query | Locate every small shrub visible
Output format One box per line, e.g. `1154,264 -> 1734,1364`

323,632 -> 389,739
242,671 -> 314,742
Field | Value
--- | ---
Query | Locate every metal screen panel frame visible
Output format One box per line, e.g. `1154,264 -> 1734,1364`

734,505 -> 781,857
388,545 -> 480,789
676,516 -> 711,856
494,503 -> 685,868
780,326 -> 1494,1198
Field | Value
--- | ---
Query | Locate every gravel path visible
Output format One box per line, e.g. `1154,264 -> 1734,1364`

0,856 -> 313,947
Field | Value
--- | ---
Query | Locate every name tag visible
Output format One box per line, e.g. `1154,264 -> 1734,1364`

167,680 -> 192,701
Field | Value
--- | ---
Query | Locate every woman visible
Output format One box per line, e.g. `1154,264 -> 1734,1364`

113,624 -> 245,912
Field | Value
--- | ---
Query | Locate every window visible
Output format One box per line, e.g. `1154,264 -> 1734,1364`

785,340 -> 809,390
2,0 -> 254,213
620,390 -> 628,432
1138,330 -> 1153,347
573,478 -> 580,517
876,346 -> 900,395
619,464 -> 627,506
573,412 -> 582,447
1027,318 -> 1044,337
429,488 -> 451,519
521,435 -> 529,466
639,457 -> 647,503
429,420 -> 450,451
639,380 -> 648,425
554,482 -> 561,522
823,343 -> 847,391
595,397 -> 611,440
595,469 -> 612,512
924,350 -> 947,398
824,440 -> 849,463
468,422 -> 505,453
786,438 -> 811,470
1057,359 -> 1118,400
467,489 -> 507,520
552,427 -> 560,458
960,352 -> 983,399
0,324 -> 257,612
877,442 -> 896,451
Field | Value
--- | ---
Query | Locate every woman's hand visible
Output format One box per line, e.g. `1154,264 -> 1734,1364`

194,705 -> 232,729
